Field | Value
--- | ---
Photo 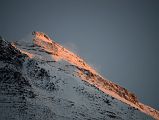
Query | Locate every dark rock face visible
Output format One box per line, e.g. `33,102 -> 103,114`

0,67 -> 35,98
0,38 -> 26,66
0,38 -> 36,119
0,38 -> 34,98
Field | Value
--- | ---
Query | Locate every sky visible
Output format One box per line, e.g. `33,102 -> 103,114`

0,0 -> 158,110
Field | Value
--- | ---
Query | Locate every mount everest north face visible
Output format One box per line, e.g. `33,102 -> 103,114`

0,32 -> 158,120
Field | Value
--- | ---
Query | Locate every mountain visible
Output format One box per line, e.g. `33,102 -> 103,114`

0,32 -> 158,120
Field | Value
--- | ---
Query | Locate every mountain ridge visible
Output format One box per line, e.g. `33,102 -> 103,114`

0,32 -> 158,120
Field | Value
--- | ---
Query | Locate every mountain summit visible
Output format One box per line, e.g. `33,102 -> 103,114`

0,32 -> 158,120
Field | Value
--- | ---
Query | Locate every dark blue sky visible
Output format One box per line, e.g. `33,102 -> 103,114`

0,0 -> 159,110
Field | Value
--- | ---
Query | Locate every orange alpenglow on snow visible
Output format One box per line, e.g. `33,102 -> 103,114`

15,31 -> 159,120
32,31 -> 97,75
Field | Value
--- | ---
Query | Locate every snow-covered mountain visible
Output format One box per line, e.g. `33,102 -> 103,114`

0,32 -> 158,120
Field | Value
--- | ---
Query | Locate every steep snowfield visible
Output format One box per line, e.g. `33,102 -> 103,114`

0,33 -> 158,120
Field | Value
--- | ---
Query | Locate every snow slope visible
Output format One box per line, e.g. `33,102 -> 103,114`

0,32 -> 158,120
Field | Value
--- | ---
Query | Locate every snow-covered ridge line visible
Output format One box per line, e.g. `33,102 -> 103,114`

32,32 -> 98,74
75,66 -> 159,120
13,32 -> 159,120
